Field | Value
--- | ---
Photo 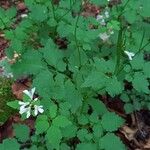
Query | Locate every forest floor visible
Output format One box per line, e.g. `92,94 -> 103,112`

0,1 -> 150,150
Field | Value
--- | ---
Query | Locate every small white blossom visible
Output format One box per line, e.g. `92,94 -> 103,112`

34,105 -> 44,116
99,32 -> 110,41
18,88 -> 44,118
104,11 -> 109,18
96,15 -> 106,26
124,51 -> 135,60
21,14 -> 28,18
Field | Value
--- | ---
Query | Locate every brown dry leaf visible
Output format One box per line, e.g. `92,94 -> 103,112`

120,125 -> 137,141
12,82 -> 28,99
17,2 -> 26,11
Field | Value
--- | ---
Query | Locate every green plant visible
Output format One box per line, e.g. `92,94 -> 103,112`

0,0 -> 150,149
0,77 -> 15,124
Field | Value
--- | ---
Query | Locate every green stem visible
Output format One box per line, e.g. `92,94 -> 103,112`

114,23 -> 123,75
74,15 -> 82,68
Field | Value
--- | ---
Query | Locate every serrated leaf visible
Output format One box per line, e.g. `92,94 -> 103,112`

0,138 -> 20,150
49,104 -> 57,118
88,98 -> 107,115
101,112 -> 124,132
99,133 -> 126,150
124,103 -> 134,114
46,126 -> 62,149
52,115 -> 72,128
76,143 -> 97,150
35,115 -> 49,134
106,76 -> 123,97
132,72 -> 149,94
13,124 -> 30,142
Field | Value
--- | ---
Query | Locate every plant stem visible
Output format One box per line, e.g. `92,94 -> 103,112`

114,22 -> 123,75
74,15 -> 82,68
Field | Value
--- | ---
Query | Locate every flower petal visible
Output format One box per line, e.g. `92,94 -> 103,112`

26,108 -> 31,118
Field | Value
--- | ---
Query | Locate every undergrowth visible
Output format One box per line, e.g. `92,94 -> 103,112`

0,0 -> 150,149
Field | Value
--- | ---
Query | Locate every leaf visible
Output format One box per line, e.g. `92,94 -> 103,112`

49,104 -> 57,119
7,100 -> 19,109
132,72 -> 149,94
99,133 -> 126,150
0,138 -> 20,150
13,124 -> 30,142
87,98 -> 108,115
12,50 -> 44,78
93,123 -> 104,138
46,126 -> 62,149
130,54 -> 144,70
78,115 -> 89,125
106,76 -> 123,97
143,62 -> 150,78
61,125 -> 77,138
64,80 -> 82,113
29,4 -> 48,21
52,115 -> 72,128
124,103 -> 134,114
42,39 -> 66,71
101,112 -> 124,132
33,70 -> 54,99
90,0 -> 108,6
35,115 -> 49,134
76,143 -> 97,150
81,71 -> 107,90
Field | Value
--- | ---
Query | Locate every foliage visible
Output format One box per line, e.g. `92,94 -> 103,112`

0,77 -> 15,124
0,0 -> 150,149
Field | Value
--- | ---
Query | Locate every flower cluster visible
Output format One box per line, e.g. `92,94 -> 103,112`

18,87 -> 44,118
96,10 -> 114,42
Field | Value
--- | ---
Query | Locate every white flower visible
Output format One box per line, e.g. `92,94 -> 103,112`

21,14 -> 28,18
23,87 -> 36,100
96,15 -> 106,26
99,32 -> 110,41
18,88 -> 44,118
34,105 -> 44,116
124,51 -> 135,60
104,11 -> 109,18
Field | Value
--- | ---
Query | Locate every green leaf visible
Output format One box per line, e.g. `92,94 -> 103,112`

61,125 -> 77,138
93,123 -> 104,138
12,50 -> 44,78
0,138 -> 20,150
33,70 -> 54,99
46,125 -> 62,149
78,115 -> 89,125
82,71 -> 107,90
88,98 -> 108,115
42,39 -> 66,71
143,62 -> 150,78
76,143 -> 97,150
13,124 -> 30,142
132,72 -> 149,94
35,115 -> 49,134
99,133 -> 126,150
64,80 -> 82,113
124,103 -> 134,114
101,112 -> 124,132
90,0 -> 108,6
7,100 -> 19,109
49,103 -> 57,119
52,115 -> 72,128
29,4 -> 48,21
106,76 -> 123,97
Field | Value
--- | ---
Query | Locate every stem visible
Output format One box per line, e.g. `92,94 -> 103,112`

114,23 -> 123,75
74,15 -> 82,68
50,1 -> 56,20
